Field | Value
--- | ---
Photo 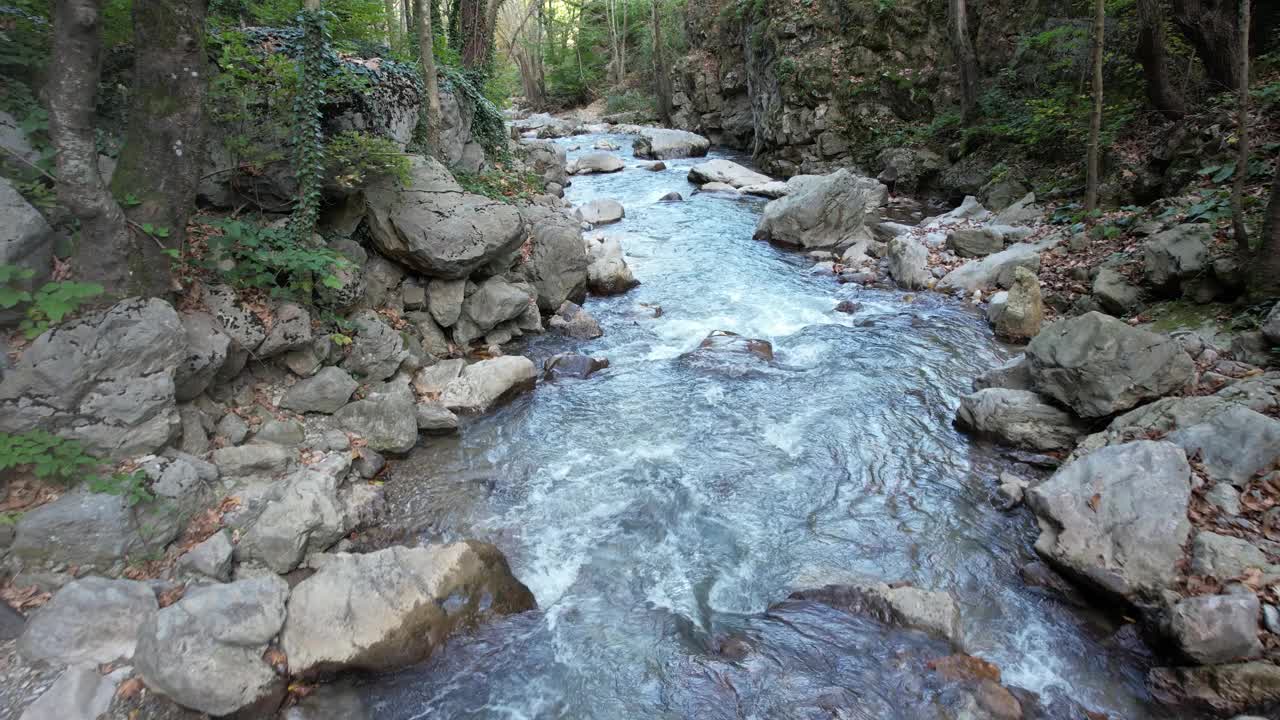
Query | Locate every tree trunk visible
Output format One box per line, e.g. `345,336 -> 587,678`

1251,170 -> 1280,297
652,0 -> 672,124
1135,0 -> 1184,119
1171,0 -> 1240,92
385,0 -> 399,42
109,0 -> 207,296
415,0 -> 442,157
1232,0 -> 1250,255
47,0 -> 141,299
948,0 -> 979,125
1084,0 -> 1105,215
459,0 -> 486,70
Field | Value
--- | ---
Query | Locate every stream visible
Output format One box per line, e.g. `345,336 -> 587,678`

361,136 -> 1163,719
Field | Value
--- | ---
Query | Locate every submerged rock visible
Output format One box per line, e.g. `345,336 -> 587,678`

695,330 -> 774,362
544,353 -> 610,380
280,543 -> 535,676
955,388 -> 1085,452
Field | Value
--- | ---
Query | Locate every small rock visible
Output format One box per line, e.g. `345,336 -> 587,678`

254,418 -> 306,447
215,413 -> 249,444
353,449 -> 386,479
544,353 -> 609,380
548,300 -> 603,339
212,443 -> 294,478
1170,594 -> 1262,664
576,198 -> 625,225
1207,484 -> 1243,516
996,472 -> 1029,509
179,530 -> 235,581
415,401 -> 459,434
658,191 -> 682,202
280,366 -> 359,414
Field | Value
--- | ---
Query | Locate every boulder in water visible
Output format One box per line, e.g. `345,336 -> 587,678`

576,198 -> 625,225
586,235 -> 639,294
632,128 -> 710,160
440,356 -> 537,414
514,204 -> 588,312
687,159 -> 770,188
280,543 -> 535,676
695,330 -> 774,362
548,300 -> 603,339
570,151 -> 625,175
544,353 -> 610,380
753,169 -> 887,250
954,388 -> 1086,452
886,236 -> 929,290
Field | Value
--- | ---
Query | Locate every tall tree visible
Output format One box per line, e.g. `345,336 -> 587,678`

415,0 -> 442,156
49,0 -> 208,298
1252,169 -> 1280,297
1231,0 -> 1250,254
1135,0 -> 1185,119
385,0 -> 399,43
1084,0 -> 1105,215
652,0 -> 672,124
109,0 -> 208,292
948,0 -> 979,125
1170,0 -> 1241,92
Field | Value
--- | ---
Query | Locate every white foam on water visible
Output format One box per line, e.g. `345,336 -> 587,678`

991,621 -> 1074,698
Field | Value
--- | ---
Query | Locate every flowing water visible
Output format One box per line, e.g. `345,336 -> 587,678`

362,136 -> 1164,719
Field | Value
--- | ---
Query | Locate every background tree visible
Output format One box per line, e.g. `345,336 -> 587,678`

1231,0 -> 1250,254
1171,0 -> 1242,92
1084,0 -> 1105,215
652,0 -> 671,124
1254,172 -> 1280,297
1135,0 -> 1184,118
415,0 -> 443,156
948,0 -> 979,125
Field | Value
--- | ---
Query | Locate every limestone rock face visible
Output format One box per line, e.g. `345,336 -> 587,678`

1025,311 -> 1194,418
1027,440 -> 1191,602
0,177 -> 54,324
753,169 -> 887,250
365,156 -> 525,279
0,298 -> 185,459
280,543 -> 535,676
134,576 -> 289,717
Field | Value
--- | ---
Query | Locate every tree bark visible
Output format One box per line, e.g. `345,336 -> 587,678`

385,0 -> 399,42
415,0 -> 443,157
1251,170 -> 1280,297
652,0 -> 672,124
1135,0 -> 1184,119
459,0 -> 486,70
109,0 -> 207,296
47,0 -> 140,298
948,0 -> 979,125
1171,0 -> 1241,92
1085,0 -> 1105,215
1232,0 -> 1250,256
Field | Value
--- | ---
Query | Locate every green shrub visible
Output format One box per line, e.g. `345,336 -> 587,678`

454,165 -> 544,203
0,264 -> 104,339
326,131 -> 411,190
0,430 -> 154,505
200,219 -> 353,301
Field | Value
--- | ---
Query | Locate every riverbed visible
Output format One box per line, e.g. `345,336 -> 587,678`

361,136 -> 1162,719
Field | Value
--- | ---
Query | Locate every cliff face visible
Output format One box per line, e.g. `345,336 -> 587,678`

673,0 -> 1057,178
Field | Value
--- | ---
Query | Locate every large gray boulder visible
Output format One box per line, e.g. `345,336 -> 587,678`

886,236 -> 930,290
19,577 -> 157,665
365,156 -> 524,279
1170,594 -> 1263,665
1,177 -> 54,324
280,543 -> 535,676
1144,224 -> 1209,293
753,169 -> 887,250
687,159 -> 770,188
257,302 -> 312,358
427,277 -> 467,328
954,388 -> 1086,452
947,228 -> 1002,258
1027,440 -> 1191,602
632,128 -> 710,160
1092,267 -> 1143,316
451,277 -> 538,346
342,310 -> 408,381
11,490 -> 161,569
174,312 -> 230,402
1026,312 -> 1195,418
332,384 -> 419,453
586,235 -> 638,294
280,366 -> 359,414
517,139 -> 568,190
236,454 -> 356,572
440,356 -> 536,414
515,205 -> 588,311
1163,405 -> 1280,487
937,236 -> 1060,293
0,298 -> 185,459
134,576 -> 289,717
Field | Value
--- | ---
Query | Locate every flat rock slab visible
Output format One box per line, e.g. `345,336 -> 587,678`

632,128 -> 710,160
687,159 -> 770,188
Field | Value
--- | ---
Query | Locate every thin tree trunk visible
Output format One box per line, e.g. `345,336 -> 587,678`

1135,0 -> 1184,119
620,0 -> 627,82
415,0 -> 442,157
386,0 -> 398,42
1231,0 -> 1250,256
459,0 -> 486,70
109,0 -> 207,296
652,0 -> 672,124
1085,0 -> 1105,215
948,0 -> 979,125
1251,171 -> 1280,297
48,0 -> 138,298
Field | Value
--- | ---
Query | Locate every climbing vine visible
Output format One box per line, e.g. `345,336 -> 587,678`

288,8 -> 334,244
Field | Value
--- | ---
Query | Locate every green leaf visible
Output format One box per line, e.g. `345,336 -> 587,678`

1211,164 -> 1236,183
